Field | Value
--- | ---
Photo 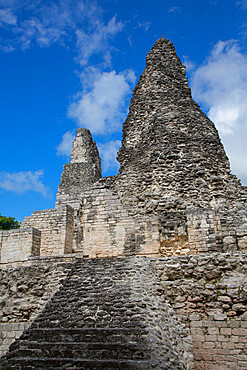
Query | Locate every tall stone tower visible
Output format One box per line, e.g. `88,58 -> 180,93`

117,38 -> 243,206
115,38 -> 247,253
56,128 -> 102,250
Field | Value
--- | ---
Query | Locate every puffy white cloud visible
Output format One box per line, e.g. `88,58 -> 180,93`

56,130 -> 76,158
68,68 -> 136,134
98,140 -> 121,173
0,170 -> 50,196
190,40 -> 247,184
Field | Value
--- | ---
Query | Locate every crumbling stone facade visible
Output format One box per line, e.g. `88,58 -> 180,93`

115,38 -> 247,256
0,257 -> 193,368
1,38 -> 246,262
1,38 -> 247,369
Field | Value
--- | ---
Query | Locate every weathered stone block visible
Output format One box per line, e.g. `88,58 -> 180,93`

0,228 -> 40,263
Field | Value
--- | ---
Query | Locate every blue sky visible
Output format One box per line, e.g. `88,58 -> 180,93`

0,0 -> 247,221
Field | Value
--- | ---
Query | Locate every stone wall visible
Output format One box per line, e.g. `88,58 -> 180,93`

79,185 -> 160,258
186,207 -> 247,255
0,257 -> 193,368
1,252 -> 246,368
152,251 -> 247,369
0,228 -> 41,263
21,205 -> 74,256
0,260 -> 73,357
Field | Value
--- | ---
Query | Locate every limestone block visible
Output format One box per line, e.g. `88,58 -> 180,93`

21,206 -> 73,256
0,228 -> 40,263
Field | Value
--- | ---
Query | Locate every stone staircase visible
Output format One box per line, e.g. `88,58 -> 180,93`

0,257 -> 189,369
3,328 -> 148,368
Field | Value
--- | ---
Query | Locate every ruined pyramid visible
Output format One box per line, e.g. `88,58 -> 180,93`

1,37 -> 247,263
54,37 -> 247,257
1,37 -> 247,370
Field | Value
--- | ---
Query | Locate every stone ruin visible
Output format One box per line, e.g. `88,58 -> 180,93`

0,38 -> 247,369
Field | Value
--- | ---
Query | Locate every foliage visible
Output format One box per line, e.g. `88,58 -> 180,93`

0,214 -> 21,230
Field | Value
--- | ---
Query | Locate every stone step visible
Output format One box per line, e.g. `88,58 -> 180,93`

30,310 -> 145,329
33,318 -> 142,329
8,341 -> 148,360
18,328 -> 147,343
1,357 -> 151,369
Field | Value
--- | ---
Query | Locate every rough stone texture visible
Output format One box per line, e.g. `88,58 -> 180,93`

0,228 -> 40,263
1,38 -> 247,368
114,38 -> 247,254
152,252 -> 247,369
0,257 -> 193,369
56,128 -> 101,209
20,205 -> 74,256
0,261 -> 73,357
55,128 -> 102,251
79,185 -> 160,258
117,39 -> 245,204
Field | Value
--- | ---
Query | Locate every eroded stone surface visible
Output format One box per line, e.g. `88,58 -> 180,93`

0,261 -> 73,357
152,251 -> 247,369
0,257 -> 193,369
56,128 -> 102,210
114,38 -> 247,254
1,38 -> 247,369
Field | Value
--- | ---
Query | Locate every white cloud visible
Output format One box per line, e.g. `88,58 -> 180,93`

227,151 -> 247,185
16,18 -> 65,49
76,15 -> 124,66
183,55 -> 196,73
136,21 -> 151,31
191,40 -> 247,134
56,130 -> 76,158
98,140 -> 121,173
0,0 -> 102,51
190,39 -> 247,184
0,170 -> 50,196
0,8 -> 16,25
0,2 -> 125,70
68,68 -> 136,135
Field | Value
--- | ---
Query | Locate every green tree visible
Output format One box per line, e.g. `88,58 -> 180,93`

0,214 -> 21,230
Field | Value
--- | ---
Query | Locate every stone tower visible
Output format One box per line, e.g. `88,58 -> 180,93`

56,128 -> 102,250
56,128 -> 102,210
117,38 -> 243,205
114,38 -> 247,254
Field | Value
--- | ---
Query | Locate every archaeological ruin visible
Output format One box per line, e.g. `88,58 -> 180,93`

0,37 -> 247,369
